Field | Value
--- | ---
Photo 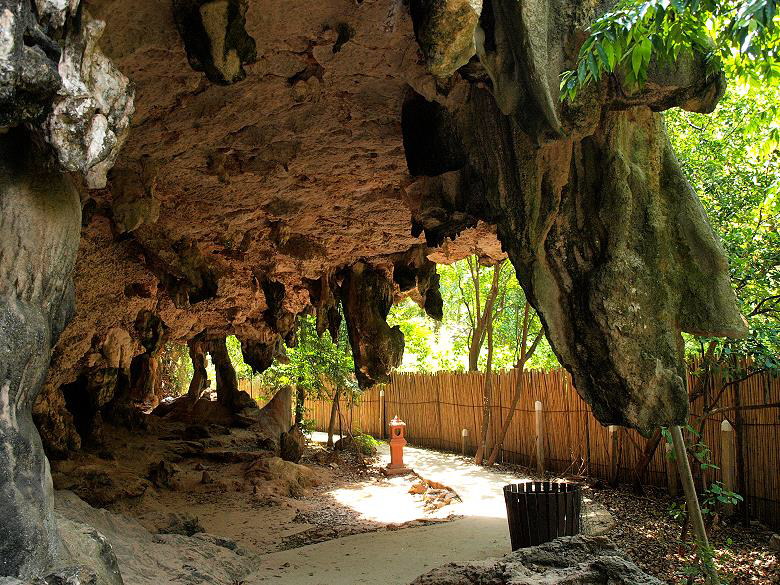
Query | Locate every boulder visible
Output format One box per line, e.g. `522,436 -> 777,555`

279,426 -> 305,463
410,535 -> 663,584
770,533 -> 780,553
256,386 -> 293,440
147,460 -> 178,489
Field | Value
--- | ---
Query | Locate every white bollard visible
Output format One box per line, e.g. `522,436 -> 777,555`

535,400 -> 545,476
721,419 -> 736,516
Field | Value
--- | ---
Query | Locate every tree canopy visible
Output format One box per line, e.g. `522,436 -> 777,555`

561,0 -> 780,101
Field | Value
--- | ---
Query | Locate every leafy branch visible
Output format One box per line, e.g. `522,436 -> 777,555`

561,0 -> 780,102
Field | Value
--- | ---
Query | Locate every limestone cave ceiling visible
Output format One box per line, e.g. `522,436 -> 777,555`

3,0 -> 747,445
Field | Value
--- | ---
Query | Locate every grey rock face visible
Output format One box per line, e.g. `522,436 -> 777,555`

0,0 -> 62,126
405,0 -> 746,431
0,131 -> 81,578
0,0 -> 133,187
410,535 -> 663,584
43,13 -> 134,188
56,516 -> 124,585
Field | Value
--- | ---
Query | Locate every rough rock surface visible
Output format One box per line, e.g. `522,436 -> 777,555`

0,0 -> 748,578
402,0 -> 745,429
16,0 -> 741,445
53,490 -> 256,585
0,131 -> 81,578
410,535 -> 664,584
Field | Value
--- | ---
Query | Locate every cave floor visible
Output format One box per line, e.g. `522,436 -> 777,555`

50,419 -> 776,584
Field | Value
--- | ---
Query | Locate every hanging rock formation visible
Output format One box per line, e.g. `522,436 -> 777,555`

0,0 -> 747,579
403,0 -> 746,430
342,263 -> 405,387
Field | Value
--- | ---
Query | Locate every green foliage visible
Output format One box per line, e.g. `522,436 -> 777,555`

352,432 -> 381,456
158,342 -> 193,397
388,257 -> 558,372
701,481 -> 744,515
665,85 -> 780,368
226,335 -> 253,381
259,314 -> 357,399
300,417 -> 318,434
561,0 -> 780,102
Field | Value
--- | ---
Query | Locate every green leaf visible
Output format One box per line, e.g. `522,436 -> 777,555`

631,46 -> 643,76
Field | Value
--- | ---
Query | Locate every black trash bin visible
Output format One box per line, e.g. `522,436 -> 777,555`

503,481 -> 581,550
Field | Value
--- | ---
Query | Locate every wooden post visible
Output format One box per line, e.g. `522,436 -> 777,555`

535,400 -> 545,476
435,381 -> 443,450
609,426 -> 620,486
461,428 -> 469,456
671,425 -> 718,585
379,389 -> 385,439
721,419 -> 736,516
666,442 -> 678,496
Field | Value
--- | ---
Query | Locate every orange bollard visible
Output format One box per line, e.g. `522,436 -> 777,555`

383,416 -> 412,476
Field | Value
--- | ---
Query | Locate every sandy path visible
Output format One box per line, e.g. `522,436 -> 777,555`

244,435 -> 529,584
246,516 -> 509,584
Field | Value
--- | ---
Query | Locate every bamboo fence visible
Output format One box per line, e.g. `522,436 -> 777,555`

304,364 -> 780,530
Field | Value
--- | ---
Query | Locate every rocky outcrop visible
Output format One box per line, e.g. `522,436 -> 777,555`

403,0 -> 745,431
0,0 -> 61,126
173,0 -> 257,84
44,12 -> 134,189
410,535 -> 663,584
0,131 -> 81,577
186,335 -> 209,399
53,490 -> 256,585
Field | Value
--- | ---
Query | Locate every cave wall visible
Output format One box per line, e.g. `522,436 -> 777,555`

0,130 -> 80,576
0,0 -> 747,578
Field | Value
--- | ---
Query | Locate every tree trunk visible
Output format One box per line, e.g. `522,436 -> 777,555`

295,384 -> 306,427
467,260 -> 504,372
474,320 -> 495,464
486,305 -> 543,466
327,386 -> 341,448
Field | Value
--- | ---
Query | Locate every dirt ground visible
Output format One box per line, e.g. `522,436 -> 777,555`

49,418 -> 778,584
50,418 -> 460,556
487,461 -> 780,584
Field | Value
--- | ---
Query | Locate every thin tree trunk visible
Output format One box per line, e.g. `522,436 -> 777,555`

486,305 -> 543,466
327,385 -> 341,448
467,260 -> 503,371
632,428 -> 662,494
671,425 -> 719,585
294,384 -> 305,427
474,320 -> 495,464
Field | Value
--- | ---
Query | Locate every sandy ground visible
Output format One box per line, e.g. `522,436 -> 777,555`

240,434 -> 614,585
50,422 -> 617,585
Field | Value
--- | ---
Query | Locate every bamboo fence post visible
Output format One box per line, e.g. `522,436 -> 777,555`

721,419 -> 736,516
671,425 -> 718,585
435,378 -> 443,450
379,388 -> 385,439
535,400 -> 545,476
609,425 -> 620,486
